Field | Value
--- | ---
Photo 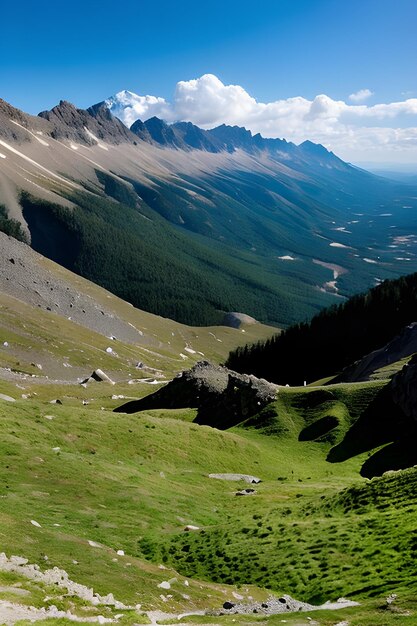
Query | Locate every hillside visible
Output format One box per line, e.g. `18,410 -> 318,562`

0,231 -> 275,386
1,231 -> 417,623
1,97 -> 417,325
227,270 -> 417,385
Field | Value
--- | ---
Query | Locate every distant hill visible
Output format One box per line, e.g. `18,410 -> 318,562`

226,271 -> 417,385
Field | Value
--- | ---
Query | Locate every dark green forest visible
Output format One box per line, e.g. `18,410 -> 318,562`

20,189 -> 329,326
0,204 -> 28,243
226,272 -> 417,384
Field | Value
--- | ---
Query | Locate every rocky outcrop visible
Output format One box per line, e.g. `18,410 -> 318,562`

328,355 -> 417,477
391,353 -> 417,421
114,361 -> 278,429
80,369 -> 115,385
38,100 -> 137,146
335,322 -> 417,382
222,312 -> 257,329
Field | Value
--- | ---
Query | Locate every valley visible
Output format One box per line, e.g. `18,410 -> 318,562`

0,93 -> 417,626
0,230 -> 417,624
1,98 -> 417,327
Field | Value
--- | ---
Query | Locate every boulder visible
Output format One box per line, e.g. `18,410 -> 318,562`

81,369 -> 115,385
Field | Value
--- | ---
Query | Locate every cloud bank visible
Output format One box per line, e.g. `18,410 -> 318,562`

107,74 -> 417,162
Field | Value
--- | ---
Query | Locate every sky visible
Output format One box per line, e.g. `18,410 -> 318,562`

1,0 -> 416,164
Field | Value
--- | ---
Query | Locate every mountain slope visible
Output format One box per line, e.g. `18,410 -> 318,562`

1,97 -> 417,326
226,271 -> 417,385
0,231 -> 275,385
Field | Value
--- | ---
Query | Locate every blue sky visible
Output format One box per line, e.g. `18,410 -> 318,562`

1,0 -> 416,162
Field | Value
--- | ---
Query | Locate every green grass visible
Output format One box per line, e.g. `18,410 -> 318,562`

1,376 -> 415,622
0,286 -> 415,624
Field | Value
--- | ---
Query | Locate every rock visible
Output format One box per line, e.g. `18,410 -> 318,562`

184,525 -> 200,531
49,399 -> 62,404
209,473 -> 261,484
222,312 -> 257,329
391,353 -> 417,421
336,322 -> 417,383
0,393 -> 16,402
223,601 -> 235,610
158,581 -> 171,590
114,361 -> 278,429
81,369 -> 115,385
236,488 -> 256,496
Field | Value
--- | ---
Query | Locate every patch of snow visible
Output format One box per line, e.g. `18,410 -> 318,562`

329,242 -> 351,249
277,255 -> 295,261
83,127 -> 109,151
30,520 -> 41,528
184,347 -> 196,354
0,139 -> 79,188
10,120 -> 49,146
0,152 -> 6,159
363,258 -> 378,264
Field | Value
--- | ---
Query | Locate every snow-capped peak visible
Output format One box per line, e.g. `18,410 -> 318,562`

105,90 -> 173,128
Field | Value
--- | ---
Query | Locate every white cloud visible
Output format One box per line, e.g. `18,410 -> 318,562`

108,75 -> 417,162
106,90 -> 175,128
349,88 -> 374,102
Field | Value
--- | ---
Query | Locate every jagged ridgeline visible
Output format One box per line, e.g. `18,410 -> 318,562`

226,272 -> 417,384
2,96 -> 417,327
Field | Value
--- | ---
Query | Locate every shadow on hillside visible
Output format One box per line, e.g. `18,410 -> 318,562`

327,385 -> 417,477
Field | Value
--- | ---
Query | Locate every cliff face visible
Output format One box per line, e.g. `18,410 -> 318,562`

391,353 -> 417,421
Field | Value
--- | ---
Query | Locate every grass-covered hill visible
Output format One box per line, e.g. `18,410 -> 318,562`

1,378 -> 417,624
226,270 -> 417,385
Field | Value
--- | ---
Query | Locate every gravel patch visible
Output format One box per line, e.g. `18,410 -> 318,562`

0,232 -> 145,344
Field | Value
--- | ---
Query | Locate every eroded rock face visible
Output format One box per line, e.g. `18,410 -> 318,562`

114,361 -> 278,429
391,353 -> 417,421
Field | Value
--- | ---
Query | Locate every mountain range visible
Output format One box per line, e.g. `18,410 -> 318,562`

1,95 -> 417,326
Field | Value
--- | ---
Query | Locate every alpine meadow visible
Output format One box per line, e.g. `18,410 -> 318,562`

1,1 -> 417,625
